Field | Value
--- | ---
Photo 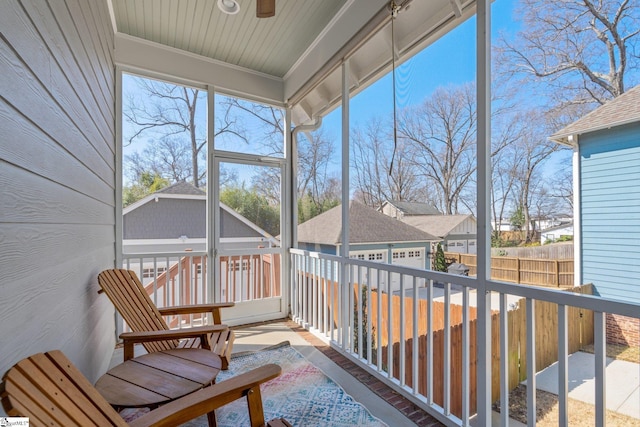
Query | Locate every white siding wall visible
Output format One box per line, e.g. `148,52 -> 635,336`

0,0 -> 116,392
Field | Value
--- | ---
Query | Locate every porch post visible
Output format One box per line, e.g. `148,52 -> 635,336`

476,0 -> 492,424
340,60 -> 351,350
206,87 -> 217,303
283,108 -> 293,317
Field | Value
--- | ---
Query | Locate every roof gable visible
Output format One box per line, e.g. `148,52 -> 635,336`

550,85 -> 640,145
297,201 -> 438,245
382,200 -> 442,215
123,182 -> 274,241
403,214 -> 476,238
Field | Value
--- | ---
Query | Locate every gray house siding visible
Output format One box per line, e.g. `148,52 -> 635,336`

0,0 -> 116,391
124,198 -> 264,240
580,123 -> 640,303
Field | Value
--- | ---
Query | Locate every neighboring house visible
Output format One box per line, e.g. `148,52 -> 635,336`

402,214 -> 478,255
550,84 -> 640,346
379,200 -> 441,220
491,220 -> 512,232
540,222 -> 574,245
297,201 -> 439,292
533,215 -> 573,232
379,201 -> 477,254
123,181 -> 278,254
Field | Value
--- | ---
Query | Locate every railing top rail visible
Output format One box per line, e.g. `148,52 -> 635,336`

218,247 -> 281,256
488,280 -> 640,318
123,251 -> 207,259
291,248 -> 640,319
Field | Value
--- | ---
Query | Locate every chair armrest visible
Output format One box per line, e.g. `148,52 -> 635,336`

120,325 -> 228,360
158,303 -> 234,316
129,364 -> 282,427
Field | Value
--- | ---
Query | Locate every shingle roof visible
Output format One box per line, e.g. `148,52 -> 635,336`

158,181 -> 206,195
402,214 -> 475,238
297,201 -> 439,245
385,200 -> 441,215
550,85 -> 640,145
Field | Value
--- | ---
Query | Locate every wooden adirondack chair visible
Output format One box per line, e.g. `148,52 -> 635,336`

98,269 -> 235,369
1,350 -> 290,427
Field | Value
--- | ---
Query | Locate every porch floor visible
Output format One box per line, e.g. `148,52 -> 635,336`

232,320 -> 441,426
109,319 -> 443,426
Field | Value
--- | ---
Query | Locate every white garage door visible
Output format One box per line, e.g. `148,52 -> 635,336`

391,249 -> 424,269
447,240 -> 468,254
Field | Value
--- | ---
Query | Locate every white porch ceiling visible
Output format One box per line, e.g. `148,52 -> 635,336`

110,0 -> 477,124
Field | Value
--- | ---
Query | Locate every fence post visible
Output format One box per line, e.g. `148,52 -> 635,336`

516,257 -> 521,284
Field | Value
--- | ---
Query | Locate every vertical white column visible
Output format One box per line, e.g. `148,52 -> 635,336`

114,67 -> 124,337
341,60 -> 351,348
476,0 -> 492,424
207,87 -> 217,302
283,108 -> 293,316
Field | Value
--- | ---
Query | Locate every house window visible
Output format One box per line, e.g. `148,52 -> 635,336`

399,251 -> 406,258
376,253 -> 383,261
392,252 -> 399,259
358,254 -> 365,260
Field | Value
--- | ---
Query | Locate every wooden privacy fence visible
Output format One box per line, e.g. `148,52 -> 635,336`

303,275 -> 593,418
445,252 -> 574,287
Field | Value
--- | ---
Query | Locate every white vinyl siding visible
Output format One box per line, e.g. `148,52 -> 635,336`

0,0 -> 116,385
580,124 -> 640,303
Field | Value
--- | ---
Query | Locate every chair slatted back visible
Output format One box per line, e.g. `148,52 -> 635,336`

1,350 -> 127,427
98,269 -> 178,353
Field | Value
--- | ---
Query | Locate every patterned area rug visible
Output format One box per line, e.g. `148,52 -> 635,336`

121,342 -> 387,426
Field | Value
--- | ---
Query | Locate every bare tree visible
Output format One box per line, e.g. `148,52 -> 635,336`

125,78 -> 246,187
297,130 -> 340,207
399,84 -> 477,214
350,118 -> 425,209
509,110 -> 563,242
496,0 -> 640,113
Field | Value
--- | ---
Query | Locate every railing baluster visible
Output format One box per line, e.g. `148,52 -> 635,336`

526,297 -> 536,426
412,275 -> 419,395
312,257 -> 318,331
357,265 -> 363,357
500,293 -> 509,427
427,278 -> 433,405
321,258 -> 327,335
462,285 -> 470,425
558,304 -> 568,427
367,265 -> 372,363
444,281 -> 451,415
377,268 -> 382,372
387,269 -> 392,379
594,311 -> 606,427
399,274 -> 406,387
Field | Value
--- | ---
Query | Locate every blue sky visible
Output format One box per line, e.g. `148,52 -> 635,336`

319,0 -> 523,162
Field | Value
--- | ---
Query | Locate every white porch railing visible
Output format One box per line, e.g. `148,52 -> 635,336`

290,248 -> 640,427
121,248 -> 282,329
